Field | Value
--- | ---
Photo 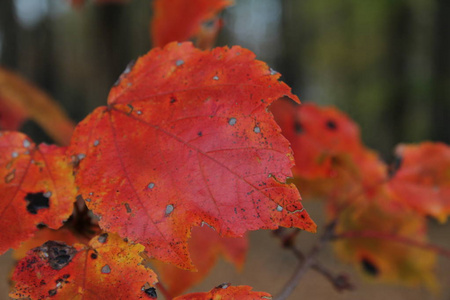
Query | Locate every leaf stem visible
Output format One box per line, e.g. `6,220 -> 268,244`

336,230 -> 450,259
275,220 -> 351,300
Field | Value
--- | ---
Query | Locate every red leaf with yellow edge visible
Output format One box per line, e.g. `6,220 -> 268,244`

334,188 -> 437,290
0,132 -> 76,254
174,284 -> 272,300
10,233 -> 158,299
69,42 -> 316,269
13,227 -> 83,261
151,0 -> 233,47
270,100 -> 366,179
388,142 -> 450,223
153,225 -> 247,296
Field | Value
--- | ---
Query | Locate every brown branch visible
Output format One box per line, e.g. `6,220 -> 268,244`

274,220 -> 352,300
337,230 -> 450,259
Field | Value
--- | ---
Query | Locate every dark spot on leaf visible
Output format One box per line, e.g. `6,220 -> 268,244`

144,287 -> 157,298
48,289 -> 57,297
294,121 -> 302,134
170,97 -> 177,104
40,241 -> 77,270
361,258 -> 379,276
98,233 -> 108,243
24,192 -> 50,214
36,223 -> 47,229
198,131 -> 202,137
62,274 -> 70,279
125,203 -> 132,213
326,119 -> 337,130
40,279 -> 46,286
91,253 -> 98,259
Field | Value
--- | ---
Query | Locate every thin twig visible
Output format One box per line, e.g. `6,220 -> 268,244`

275,220 -> 341,300
290,246 -> 353,292
337,230 -> 450,259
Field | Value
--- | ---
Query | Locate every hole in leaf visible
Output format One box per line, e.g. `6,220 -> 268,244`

98,233 -> 108,244
101,264 -> 111,274
143,287 -> 157,298
41,241 -> 77,270
24,192 -> 50,214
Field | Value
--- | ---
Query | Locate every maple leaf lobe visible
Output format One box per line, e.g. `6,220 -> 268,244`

71,42 -> 315,269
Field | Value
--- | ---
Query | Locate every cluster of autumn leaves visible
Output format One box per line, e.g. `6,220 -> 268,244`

0,0 -> 449,299
271,100 -> 450,288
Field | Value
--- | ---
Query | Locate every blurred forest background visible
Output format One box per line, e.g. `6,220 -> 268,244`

1,1 -> 450,299
0,0 -> 449,159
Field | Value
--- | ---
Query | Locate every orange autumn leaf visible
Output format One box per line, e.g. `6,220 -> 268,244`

0,67 -> 75,146
151,0 -> 233,47
270,100 -> 365,179
10,234 -> 158,299
153,225 -> 247,296
388,142 -> 450,223
0,132 -> 76,255
69,42 -> 316,269
271,101 -> 387,203
334,188 -> 437,289
174,284 -> 272,300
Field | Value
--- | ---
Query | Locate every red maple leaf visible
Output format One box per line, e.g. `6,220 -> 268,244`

270,100 -> 365,179
10,234 -> 158,299
151,0 -> 233,47
0,132 -> 76,254
69,42 -> 316,269
388,142 -> 450,222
